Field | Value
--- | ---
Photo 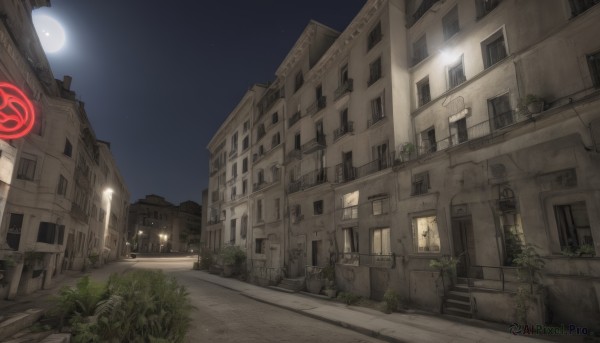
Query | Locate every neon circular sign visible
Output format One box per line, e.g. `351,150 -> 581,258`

0,82 -> 36,140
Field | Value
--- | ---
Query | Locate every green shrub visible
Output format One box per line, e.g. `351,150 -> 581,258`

337,291 -> 362,305
220,245 -> 246,266
52,276 -> 106,329
382,289 -> 401,313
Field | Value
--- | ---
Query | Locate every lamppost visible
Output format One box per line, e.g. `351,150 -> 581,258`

159,233 -> 168,253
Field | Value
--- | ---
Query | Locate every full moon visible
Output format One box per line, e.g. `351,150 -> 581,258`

32,14 -> 66,53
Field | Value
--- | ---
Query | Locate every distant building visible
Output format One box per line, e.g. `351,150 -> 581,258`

206,0 -> 600,330
128,195 -> 201,253
0,1 -> 130,299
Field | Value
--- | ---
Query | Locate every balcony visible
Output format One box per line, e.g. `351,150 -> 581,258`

302,134 -> 326,154
333,122 -> 354,141
355,152 -> 394,179
409,0 -> 440,26
287,168 -> 328,194
228,148 -> 238,159
337,253 -> 394,267
334,164 -> 356,183
288,111 -> 301,128
306,96 -> 327,116
367,112 -> 385,128
257,87 -> 285,119
334,79 -> 353,100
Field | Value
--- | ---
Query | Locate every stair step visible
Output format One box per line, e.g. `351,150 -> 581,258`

444,307 -> 473,318
445,299 -> 471,311
0,309 -> 44,341
268,286 -> 296,293
447,291 -> 470,301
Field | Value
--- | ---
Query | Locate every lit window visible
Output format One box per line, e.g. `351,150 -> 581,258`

372,227 -> 391,255
342,191 -> 359,220
412,216 -> 440,253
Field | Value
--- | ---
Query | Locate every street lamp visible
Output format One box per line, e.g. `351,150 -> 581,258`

136,230 -> 144,252
100,188 -> 114,264
159,233 -> 168,253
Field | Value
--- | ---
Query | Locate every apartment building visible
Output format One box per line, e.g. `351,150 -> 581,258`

0,0 -> 130,300
205,0 -> 600,328
206,86 -> 265,258
128,195 -> 201,253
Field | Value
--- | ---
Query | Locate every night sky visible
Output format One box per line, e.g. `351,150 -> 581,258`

33,0 -> 366,205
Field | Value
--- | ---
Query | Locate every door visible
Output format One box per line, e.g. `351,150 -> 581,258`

452,217 -> 476,278
312,240 -> 322,266
343,151 -> 353,180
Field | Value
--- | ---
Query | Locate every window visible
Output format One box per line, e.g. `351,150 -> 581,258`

372,197 -> 389,215
231,186 -> 236,200
372,227 -> 391,255
242,158 -> 248,173
275,198 -> 280,220
448,58 -> 466,89
476,0 -> 501,19
271,165 -> 280,181
313,200 -> 323,215
57,175 -> 68,196
37,222 -> 57,244
294,71 -> 304,92
231,131 -> 238,152
412,216 -> 440,252
488,93 -> 512,130
272,112 -> 279,124
588,51 -> 600,88
412,172 -> 430,195
242,136 -> 249,150
241,215 -> 248,238
412,35 -> 428,65
367,22 -> 382,50
372,142 -> 389,170
420,127 -> 437,153
57,225 -> 65,245
255,238 -> 266,254
554,201 -> 594,250
63,139 -> 72,157
483,30 -> 507,69
232,163 -> 237,178
257,124 -> 266,140
230,219 -> 236,245
6,213 -> 24,250
17,157 -> 36,180
242,179 -> 247,195
243,120 -> 250,133
368,57 -> 382,86
271,132 -> 281,148
343,227 -> 359,253
442,6 -> 459,40
257,169 -> 264,184
450,117 -> 468,144
294,132 -> 301,150
569,0 -> 599,17
417,77 -> 431,107
342,191 -> 359,220
291,204 -> 303,222
369,95 -> 385,127
257,199 -> 263,222
340,63 -> 349,84
31,108 -> 43,135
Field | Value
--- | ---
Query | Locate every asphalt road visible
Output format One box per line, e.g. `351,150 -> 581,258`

131,257 -> 384,343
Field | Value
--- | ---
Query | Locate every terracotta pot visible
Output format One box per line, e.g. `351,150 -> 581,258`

527,101 -> 544,114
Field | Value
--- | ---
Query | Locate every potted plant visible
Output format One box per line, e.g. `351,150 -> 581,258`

398,142 -> 415,163
520,94 -> 544,114
429,255 -> 461,290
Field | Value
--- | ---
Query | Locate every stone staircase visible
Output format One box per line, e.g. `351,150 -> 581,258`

0,309 -> 70,343
443,278 -> 473,318
269,277 -> 305,293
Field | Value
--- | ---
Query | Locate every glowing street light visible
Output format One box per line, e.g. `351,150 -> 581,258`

99,188 -> 114,264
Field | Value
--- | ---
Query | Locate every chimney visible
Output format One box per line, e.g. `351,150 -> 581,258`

62,75 -> 72,91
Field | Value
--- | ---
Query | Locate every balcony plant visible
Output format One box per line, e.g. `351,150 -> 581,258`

397,142 -> 415,163
519,94 -> 544,114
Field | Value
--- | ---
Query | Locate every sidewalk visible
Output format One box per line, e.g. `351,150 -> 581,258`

0,260 -> 135,316
187,270 -> 590,343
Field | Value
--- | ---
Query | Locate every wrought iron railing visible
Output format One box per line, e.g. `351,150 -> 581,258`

341,205 -> 358,220
367,112 -> 385,128
307,96 -> 327,116
288,168 -> 328,194
355,151 -> 395,179
334,164 -> 356,183
334,79 -> 353,100
333,121 -> 354,141
288,111 -> 301,128
337,253 -> 395,268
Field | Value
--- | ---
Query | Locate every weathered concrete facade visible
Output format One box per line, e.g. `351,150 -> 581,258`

0,1 -> 130,300
204,0 -> 600,330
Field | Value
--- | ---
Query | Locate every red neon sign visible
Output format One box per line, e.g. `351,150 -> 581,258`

0,82 -> 36,140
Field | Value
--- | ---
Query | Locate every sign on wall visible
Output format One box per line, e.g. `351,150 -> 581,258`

0,82 -> 36,140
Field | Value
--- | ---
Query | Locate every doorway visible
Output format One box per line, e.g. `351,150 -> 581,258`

451,217 -> 476,278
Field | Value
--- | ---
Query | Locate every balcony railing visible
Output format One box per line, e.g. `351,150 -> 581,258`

410,0 -> 440,26
355,151 -> 395,179
334,164 -> 356,183
288,111 -> 301,128
253,171 -> 280,192
333,121 -> 354,141
228,149 -> 238,158
334,79 -> 353,100
257,87 -> 285,118
415,111 -> 524,158
302,134 -> 326,154
337,253 -> 395,267
307,96 -> 327,116
287,168 -> 328,194
367,112 -> 385,128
